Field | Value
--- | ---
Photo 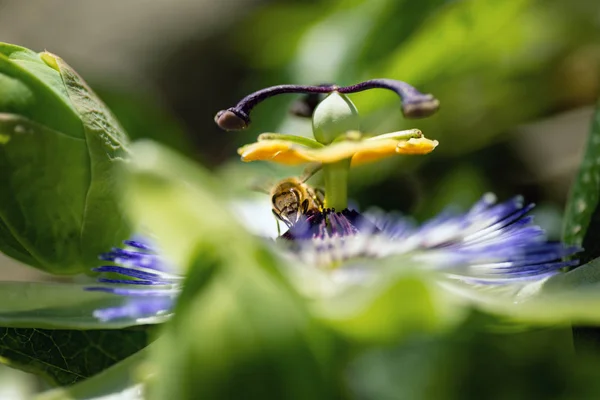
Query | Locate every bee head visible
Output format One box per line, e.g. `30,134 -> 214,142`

272,188 -> 302,226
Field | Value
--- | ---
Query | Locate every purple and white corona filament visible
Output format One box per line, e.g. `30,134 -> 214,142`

281,193 -> 580,284
86,238 -> 182,321
88,194 -> 579,321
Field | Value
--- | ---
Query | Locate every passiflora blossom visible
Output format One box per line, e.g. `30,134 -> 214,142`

87,80 -> 578,324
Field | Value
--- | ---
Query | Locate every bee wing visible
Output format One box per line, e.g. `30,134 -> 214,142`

300,162 -> 322,183
248,178 -> 274,194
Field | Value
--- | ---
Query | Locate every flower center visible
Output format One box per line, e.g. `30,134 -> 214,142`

280,208 -> 378,240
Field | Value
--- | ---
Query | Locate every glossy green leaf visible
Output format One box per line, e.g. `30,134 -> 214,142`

0,327 -> 150,387
0,282 -> 171,329
563,100 -> 600,263
0,280 -> 162,386
36,344 -> 153,400
0,114 -> 92,271
122,141 -> 342,399
0,44 -> 81,137
0,44 -> 131,274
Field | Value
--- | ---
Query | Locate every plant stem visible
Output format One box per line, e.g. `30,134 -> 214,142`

323,159 -> 350,210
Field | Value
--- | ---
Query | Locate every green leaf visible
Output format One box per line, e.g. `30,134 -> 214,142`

0,114 -> 90,272
51,53 -> 132,268
563,100 -> 600,263
0,280 -> 164,385
36,343 -> 153,400
122,141 -> 342,399
0,44 -> 82,138
0,44 -> 131,274
0,282 -> 171,329
0,327 -> 150,386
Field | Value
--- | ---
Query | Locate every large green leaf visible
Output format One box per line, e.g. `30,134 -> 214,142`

0,280 -> 164,386
122,141 -> 342,399
0,114 -> 90,272
0,327 -> 150,387
563,100 -> 600,264
0,44 -> 131,274
0,44 -> 81,138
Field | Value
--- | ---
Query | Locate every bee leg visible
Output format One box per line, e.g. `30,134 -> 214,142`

314,188 -> 325,208
272,209 -> 282,236
302,199 -> 310,214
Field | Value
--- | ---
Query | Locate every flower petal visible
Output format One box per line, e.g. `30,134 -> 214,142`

349,137 -> 438,166
350,139 -> 400,166
307,140 -> 399,164
238,135 -> 439,166
395,137 -> 439,155
238,140 -> 316,165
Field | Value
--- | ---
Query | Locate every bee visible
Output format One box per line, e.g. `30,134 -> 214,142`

270,176 -> 324,230
249,163 -> 324,235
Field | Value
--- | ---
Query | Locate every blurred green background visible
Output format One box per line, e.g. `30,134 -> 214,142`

0,0 -> 599,397
0,0 -> 596,229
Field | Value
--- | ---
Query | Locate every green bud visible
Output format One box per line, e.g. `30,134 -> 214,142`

311,91 -> 360,144
0,43 -> 131,274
